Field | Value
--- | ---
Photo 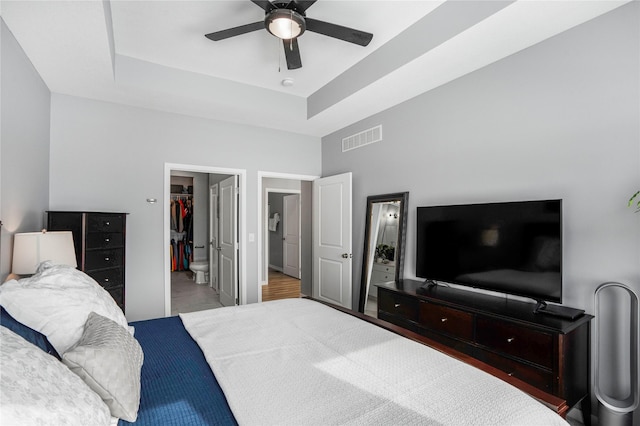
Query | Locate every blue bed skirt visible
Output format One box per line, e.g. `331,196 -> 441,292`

119,316 -> 237,425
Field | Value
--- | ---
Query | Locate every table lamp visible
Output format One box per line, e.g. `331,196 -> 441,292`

11,230 -> 77,276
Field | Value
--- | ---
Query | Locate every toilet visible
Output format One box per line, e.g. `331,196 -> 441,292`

189,261 -> 209,285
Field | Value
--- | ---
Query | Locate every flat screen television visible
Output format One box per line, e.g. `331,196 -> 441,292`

416,199 -> 562,304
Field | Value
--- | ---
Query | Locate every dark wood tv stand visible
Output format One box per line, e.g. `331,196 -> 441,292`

377,280 -> 594,424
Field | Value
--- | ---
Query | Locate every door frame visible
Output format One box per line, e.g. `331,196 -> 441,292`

164,163 -> 247,317
257,171 -> 319,303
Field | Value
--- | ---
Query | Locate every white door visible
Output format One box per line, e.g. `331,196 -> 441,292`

282,194 -> 300,278
208,184 -> 219,291
312,172 -> 352,309
219,175 -> 238,306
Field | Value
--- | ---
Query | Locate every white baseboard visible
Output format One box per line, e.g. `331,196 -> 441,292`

268,264 -> 283,272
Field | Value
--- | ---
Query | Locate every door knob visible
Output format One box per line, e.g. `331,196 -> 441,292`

341,253 -> 349,258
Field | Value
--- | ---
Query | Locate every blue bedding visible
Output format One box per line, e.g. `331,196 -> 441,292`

119,316 -> 237,425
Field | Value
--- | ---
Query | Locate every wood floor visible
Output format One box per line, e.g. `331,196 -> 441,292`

262,269 -> 301,301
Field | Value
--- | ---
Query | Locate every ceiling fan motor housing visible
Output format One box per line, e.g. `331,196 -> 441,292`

265,9 -> 306,40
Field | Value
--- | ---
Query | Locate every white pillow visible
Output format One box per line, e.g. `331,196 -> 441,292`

0,263 -> 129,354
0,326 -> 111,426
63,312 -> 144,422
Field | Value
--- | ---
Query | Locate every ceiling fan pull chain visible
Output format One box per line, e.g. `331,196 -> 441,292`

278,38 -> 282,72
290,10 -> 294,50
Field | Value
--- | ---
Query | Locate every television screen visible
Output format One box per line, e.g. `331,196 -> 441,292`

416,200 -> 562,303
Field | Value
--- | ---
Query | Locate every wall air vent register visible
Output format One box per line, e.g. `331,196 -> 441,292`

342,125 -> 382,152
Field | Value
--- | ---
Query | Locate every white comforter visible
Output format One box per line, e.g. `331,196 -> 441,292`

181,298 -> 569,426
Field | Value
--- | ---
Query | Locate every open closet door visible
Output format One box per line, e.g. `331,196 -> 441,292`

219,175 -> 238,306
312,172 -> 352,309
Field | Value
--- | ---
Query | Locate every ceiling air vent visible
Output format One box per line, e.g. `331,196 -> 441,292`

342,125 -> 382,152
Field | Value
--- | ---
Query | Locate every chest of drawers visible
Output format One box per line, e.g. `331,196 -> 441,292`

378,280 -> 593,422
47,211 -> 127,312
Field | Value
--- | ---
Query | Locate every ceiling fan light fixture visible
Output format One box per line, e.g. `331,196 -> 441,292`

266,9 -> 305,40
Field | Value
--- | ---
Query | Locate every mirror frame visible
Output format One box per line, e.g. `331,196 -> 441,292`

358,192 -> 409,313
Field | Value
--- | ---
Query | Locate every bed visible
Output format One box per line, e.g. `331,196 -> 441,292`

0,263 -> 570,425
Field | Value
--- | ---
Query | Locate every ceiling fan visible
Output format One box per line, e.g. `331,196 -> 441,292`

205,0 -> 373,70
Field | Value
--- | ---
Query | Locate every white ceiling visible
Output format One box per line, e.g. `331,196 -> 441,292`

0,0 -> 629,137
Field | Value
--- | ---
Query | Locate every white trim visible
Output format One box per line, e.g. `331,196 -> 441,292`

268,264 -> 284,272
165,163 -> 247,317
257,171 -> 319,303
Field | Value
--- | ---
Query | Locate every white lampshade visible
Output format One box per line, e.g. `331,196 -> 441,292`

12,231 -> 77,275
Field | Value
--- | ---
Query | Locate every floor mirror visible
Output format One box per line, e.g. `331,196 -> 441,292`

359,192 -> 409,317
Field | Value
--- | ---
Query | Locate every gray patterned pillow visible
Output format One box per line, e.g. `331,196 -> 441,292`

0,327 -> 111,425
62,312 -> 144,422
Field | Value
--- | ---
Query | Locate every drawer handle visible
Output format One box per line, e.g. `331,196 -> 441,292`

105,257 -> 110,261
394,303 -> 401,308
105,238 -> 110,242
507,337 -> 515,343
105,221 -> 110,226
104,278 -> 109,282
441,318 -> 448,322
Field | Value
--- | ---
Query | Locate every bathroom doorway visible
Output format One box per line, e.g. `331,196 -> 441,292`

165,164 -> 245,317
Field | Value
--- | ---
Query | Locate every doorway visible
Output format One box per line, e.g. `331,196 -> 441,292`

165,164 -> 246,317
258,172 -> 318,303
258,172 -> 353,308
263,191 -> 301,301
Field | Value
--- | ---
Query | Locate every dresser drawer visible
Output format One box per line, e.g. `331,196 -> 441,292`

85,249 -> 124,271
372,263 -> 395,274
476,317 -> 554,368
378,290 -> 419,322
88,268 -> 124,289
106,286 -> 124,311
87,214 -> 124,232
476,348 -> 554,392
86,232 -> 123,249
370,269 -> 395,284
418,301 -> 474,342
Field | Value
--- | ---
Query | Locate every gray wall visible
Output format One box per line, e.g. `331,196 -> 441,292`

0,19 -> 51,280
322,4 -> 639,422
192,173 -> 208,261
49,94 -> 321,321
268,193 -> 285,270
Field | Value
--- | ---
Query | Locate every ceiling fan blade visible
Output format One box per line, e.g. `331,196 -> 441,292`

205,21 -> 264,41
283,38 -> 302,70
290,1 -> 317,13
305,18 -> 373,46
250,0 -> 275,12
